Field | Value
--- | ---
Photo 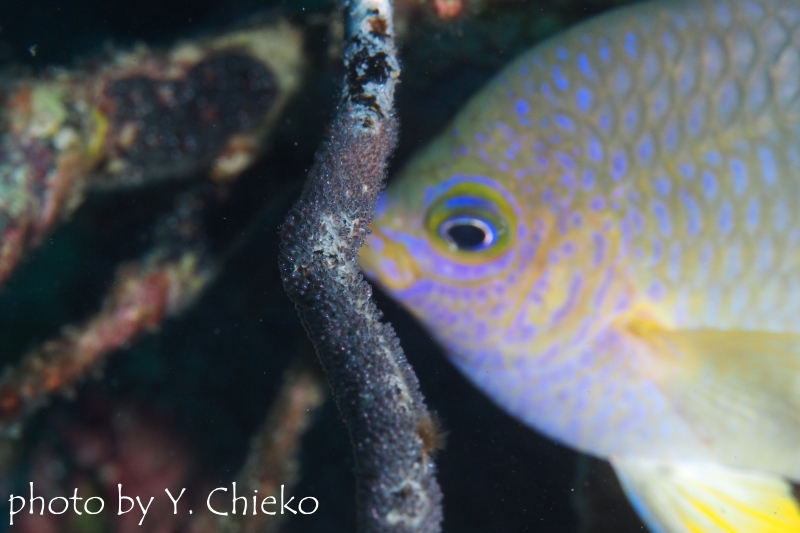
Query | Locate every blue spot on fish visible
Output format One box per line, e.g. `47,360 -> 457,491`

717,79 -> 740,124
515,99 -> 530,116
704,36 -> 725,83
629,207 -> 644,235
642,50 -> 660,85
590,196 -> 606,211
742,0 -> 765,19
637,135 -> 654,164
652,87 -> 669,118
687,97 -> 706,136
576,87 -> 593,112
701,171 -> 717,199
588,137 -> 604,163
759,145 -> 778,185
662,31 -> 679,59
375,192 -> 389,218
557,151 -> 576,170
599,43 -> 611,63
610,151 -> 628,181
651,238 -> 663,264
614,66 -> 632,96
625,32 -> 638,59
714,2 -> 732,25
598,107 -> 614,133
647,280 -> 666,301
680,189 -> 702,236
679,57 -> 697,95
679,162 -> 695,180
578,53 -> 595,79
552,66 -> 569,91
582,169 -> 596,190
555,114 -> 576,132
652,200 -> 672,237
654,176 -> 671,196
624,104 -> 640,135
731,159 -> 747,194
541,82 -> 555,102
705,151 -> 721,166
664,118 -> 679,151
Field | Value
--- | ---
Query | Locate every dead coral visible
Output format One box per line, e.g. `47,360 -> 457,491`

0,21 -> 304,289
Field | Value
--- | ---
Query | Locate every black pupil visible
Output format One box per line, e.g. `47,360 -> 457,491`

447,223 -> 487,250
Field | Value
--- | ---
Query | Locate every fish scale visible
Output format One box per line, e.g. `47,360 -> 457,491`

452,0 -> 800,334
361,1 -> 800,532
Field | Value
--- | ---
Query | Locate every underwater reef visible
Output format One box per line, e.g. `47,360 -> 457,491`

0,0 -> 671,532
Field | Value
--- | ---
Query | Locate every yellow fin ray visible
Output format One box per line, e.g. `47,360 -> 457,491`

612,458 -> 800,533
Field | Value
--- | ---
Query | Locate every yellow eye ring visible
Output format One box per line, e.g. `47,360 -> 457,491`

425,181 -> 516,260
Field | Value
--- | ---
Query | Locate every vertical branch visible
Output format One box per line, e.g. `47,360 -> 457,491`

278,0 -> 443,532
216,356 -> 327,533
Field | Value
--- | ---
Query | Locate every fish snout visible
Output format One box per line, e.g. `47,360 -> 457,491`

359,226 -> 420,292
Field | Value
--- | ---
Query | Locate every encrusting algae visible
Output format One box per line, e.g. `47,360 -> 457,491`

0,21 -> 303,290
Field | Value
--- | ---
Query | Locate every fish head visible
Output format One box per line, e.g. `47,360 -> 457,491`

360,134 -> 546,363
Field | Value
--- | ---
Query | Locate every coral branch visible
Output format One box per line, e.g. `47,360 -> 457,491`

279,0 -> 443,531
0,20 -> 304,289
211,356 -> 327,533
0,192 -> 215,433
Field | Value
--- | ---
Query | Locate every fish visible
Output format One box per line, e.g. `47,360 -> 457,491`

358,0 -> 800,532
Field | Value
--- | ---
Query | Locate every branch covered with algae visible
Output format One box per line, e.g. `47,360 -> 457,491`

278,0 -> 443,531
0,189 -> 215,434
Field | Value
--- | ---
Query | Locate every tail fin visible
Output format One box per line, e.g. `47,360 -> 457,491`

611,458 -> 800,533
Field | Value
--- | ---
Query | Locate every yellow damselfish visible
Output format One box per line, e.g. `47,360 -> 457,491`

360,0 -> 800,532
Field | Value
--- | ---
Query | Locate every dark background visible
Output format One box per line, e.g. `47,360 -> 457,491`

0,0 -> 640,531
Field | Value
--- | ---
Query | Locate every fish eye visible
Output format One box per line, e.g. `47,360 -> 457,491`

438,216 -> 497,252
424,180 -> 516,259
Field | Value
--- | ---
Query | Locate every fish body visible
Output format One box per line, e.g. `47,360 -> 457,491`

360,1 -> 800,532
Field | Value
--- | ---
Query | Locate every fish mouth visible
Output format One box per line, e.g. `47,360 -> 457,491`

359,226 -> 420,292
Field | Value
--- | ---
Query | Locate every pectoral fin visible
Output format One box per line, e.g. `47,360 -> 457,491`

622,323 -> 800,476
611,458 -> 800,533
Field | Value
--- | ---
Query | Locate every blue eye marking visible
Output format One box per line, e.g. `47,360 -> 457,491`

443,196 -> 495,211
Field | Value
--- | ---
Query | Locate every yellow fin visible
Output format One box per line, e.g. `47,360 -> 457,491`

625,326 -> 800,380
611,458 -> 800,533
622,324 -> 800,477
